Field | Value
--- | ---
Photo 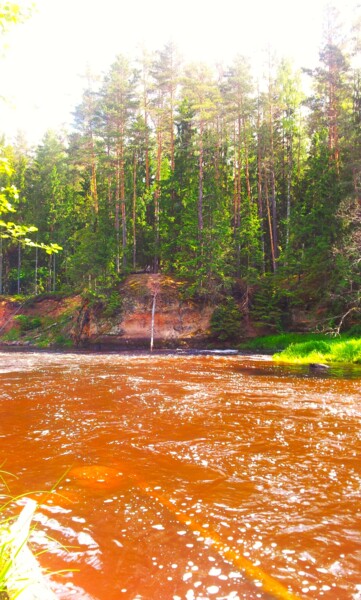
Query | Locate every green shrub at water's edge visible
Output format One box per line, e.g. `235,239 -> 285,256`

274,337 -> 361,364
282,340 -> 332,358
328,339 -> 361,363
240,332 -> 361,364
239,332 -> 331,352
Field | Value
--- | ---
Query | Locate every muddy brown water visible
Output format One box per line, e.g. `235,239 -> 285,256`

0,351 -> 361,600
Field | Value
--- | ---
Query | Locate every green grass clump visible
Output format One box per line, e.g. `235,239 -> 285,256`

240,332 -> 331,352
328,339 -> 361,363
241,331 -> 361,364
274,336 -> 361,364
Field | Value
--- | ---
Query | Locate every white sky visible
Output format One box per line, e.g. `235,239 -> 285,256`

0,0 -> 359,145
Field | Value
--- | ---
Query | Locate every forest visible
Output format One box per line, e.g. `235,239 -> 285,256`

1,4 -> 361,334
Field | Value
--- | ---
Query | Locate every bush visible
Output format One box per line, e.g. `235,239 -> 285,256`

284,340 -> 332,358
331,339 -> 361,363
344,323 -> 361,337
1,328 -> 20,342
102,292 -> 122,318
240,332 -> 331,352
14,315 -> 42,332
274,336 -> 361,364
53,335 -> 73,348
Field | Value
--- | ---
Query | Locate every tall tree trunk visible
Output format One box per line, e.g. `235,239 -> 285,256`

47,253 -> 52,293
120,142 -> 127,271
0,237 -> 3,295
234,121 -> 241,276
34,244 -> 38,295
242,114 -> 252,201
270,169 -> 278,267
257,98 -> 266,273
269,113 -> 278,266
285,133 -> 293,250
141,58 -> 151,190
115,159 -> 120,274
53,254 -> 56,292
198,121 -> 204,256
132,151 -> 137,270
154,126 -> 162,273
264,170 -> 276,273
90,144 -> 98,219
17,242 -> 21,295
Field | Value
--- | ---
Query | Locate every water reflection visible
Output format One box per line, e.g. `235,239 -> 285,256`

0,352 -> 361,599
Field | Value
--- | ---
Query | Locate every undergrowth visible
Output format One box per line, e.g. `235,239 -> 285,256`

241,332 -> 361,364
274,336 -> 361,364
239,332 -> 331,352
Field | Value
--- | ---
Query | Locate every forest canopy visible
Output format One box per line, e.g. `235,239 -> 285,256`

1,4 -> 361,332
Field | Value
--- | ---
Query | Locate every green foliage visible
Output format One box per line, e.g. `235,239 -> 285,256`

240,332 -> 332,352
243,331 -> 361,365
274,336 -> 361,364
102,291 -> 122,318
0,146 -> 62,255
81,287 -> 123,317
14,315 -> 41,331
210,298 -> 242,342
250,275 -> 288,332
0,327 -> 19,342
80,288 -> 106,308
53,334 -> 73,347
0,18 -> 358,328
331,339 -> 361,363
280,340 -> 332,358
344,323 -> 361,337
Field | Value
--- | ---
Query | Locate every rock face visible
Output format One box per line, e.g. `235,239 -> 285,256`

0,275 -> 215,349
73,274 -> 214,349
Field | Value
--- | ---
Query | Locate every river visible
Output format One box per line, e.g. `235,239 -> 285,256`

0,351 -> 360,600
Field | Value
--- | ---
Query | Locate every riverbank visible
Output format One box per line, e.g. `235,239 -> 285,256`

0,275 -> 215,350
1,278 -> 360,363
240,332 -> 361,365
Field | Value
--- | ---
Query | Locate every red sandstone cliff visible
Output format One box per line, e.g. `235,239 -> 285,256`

0,275 -> 214,349
72,274 -> 214,349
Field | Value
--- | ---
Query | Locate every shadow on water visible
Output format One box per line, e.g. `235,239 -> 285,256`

229,354 -> 361,380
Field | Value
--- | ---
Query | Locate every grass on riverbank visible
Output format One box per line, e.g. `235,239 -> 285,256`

240,332 -> 361,364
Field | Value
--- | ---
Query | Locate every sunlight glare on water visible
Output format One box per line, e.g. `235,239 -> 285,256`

0,351 -> 361,599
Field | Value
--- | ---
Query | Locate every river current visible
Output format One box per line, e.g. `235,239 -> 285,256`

0,351 -> 360,600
